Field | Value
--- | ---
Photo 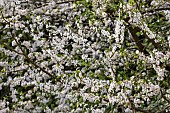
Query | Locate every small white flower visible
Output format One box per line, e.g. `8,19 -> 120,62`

134,98 -> 141,104
12,40 -> 16,46
125,108 -> 132,113
101,29 -> 110,37
82,54 -> 88,60
136,50 -> 139,54
78,29 -> 82,35
102,12 -> 107,17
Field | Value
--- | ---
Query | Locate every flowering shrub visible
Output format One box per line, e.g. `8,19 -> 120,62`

0,0 -> 170,112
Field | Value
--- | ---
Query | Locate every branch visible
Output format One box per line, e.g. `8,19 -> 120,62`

1,43 -> 23,56
123,16 -> 162,52
124,22 -> 149,54
1,16 -> 61,82
127,96 -> 150,113
156,105 -> 170,113
55,0 -> 79,4
160,88 -> 170,103
141,7 -> 170,14
140,29 -> 160,49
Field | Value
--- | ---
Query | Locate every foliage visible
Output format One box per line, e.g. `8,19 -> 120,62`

0,0 -> 170,112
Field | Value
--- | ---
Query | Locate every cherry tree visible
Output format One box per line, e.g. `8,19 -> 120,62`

0,0 -> 170,112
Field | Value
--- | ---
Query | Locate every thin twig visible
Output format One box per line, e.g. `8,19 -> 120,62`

141,7 -> 170,14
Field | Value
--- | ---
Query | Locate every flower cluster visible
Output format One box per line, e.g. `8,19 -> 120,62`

0,0 -> 170,112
